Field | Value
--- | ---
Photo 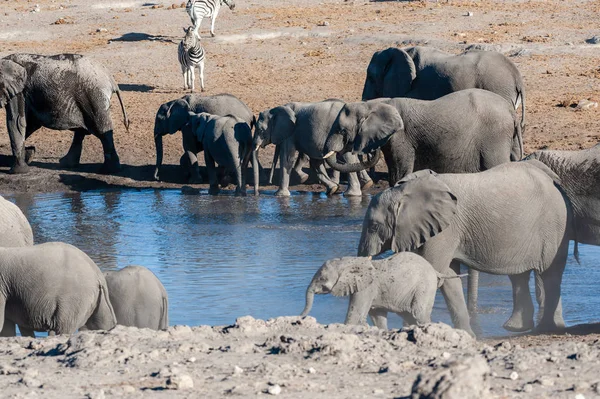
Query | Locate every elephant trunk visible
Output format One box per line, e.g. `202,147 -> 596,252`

324,149 -> 381,173
268,145 -> 280,185
467,269 -> 479,315
253,148 -> 259,196
154,132 -> 164,181
323,133 -> 345,156
300,282 -> 316,317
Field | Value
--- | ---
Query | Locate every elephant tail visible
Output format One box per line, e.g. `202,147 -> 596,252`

160,294 -> 169,330
510,116 -> 524,161
110,78 -> 130,132
93,282 -> 117,330
517,85 -> 525,134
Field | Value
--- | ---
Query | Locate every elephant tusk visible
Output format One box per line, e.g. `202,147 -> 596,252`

323,151 -> 335,159
254,143 -> 260,151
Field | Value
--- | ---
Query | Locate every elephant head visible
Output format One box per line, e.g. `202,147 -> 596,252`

252,105 -> 296,150
300,257 -> 376,317
362,47 -> 416,101
357,170 -> 457,257
154,98 -> 192,180
0,59 -> 27,108
184,111 -> 213,143
322,101 -> 402,173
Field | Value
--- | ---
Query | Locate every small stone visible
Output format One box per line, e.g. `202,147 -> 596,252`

586,36 -> 600,44
576,100 -> 598,110
166,374 -> 194,390
307,367 -> 316,374
442,352 -> 451,359
465,11 -> 473,16
575,395 -> 586,399
187,357 -> 196,363
574,382 -> 590,392
122,386 -> 135,393
536,376 -> 554,386
317,21 -> 329,26
373,388 -> 384,395
96,28 -> 107,33
0,365 -> 19,375
233,366 -> 244,374
267,384 -> 282,395
509,372 -> 519,380
85,390 -> 105,399
522,384 -> 533,393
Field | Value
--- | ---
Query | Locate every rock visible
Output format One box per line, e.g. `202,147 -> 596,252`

535,376 -> 554,387
573,382 -> 590,392
267,384 -> 282,395
509,372 -> 519,380
411,356 -> 490,399
404,323 -> 474,350
586,36 -> 600,44
465,11 -> 473,17
96,28 -> 107,33
307,367 -> 316,374
233,365 -> 244,374
576,100 -> 598,110
85,390 -> 105,399
166,374 -> 194,390
522,384 -> 533,393
121,386 -> 136,393
0,365 -> 20,375
575,395 -> 586,399
317,21 -> 329,27
373,388 -> 384,395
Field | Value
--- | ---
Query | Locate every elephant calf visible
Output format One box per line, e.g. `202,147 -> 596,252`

184,111 -> 258,196
301,253 -> 444,329
104,265 -> 169,330
0,242 -> 116,336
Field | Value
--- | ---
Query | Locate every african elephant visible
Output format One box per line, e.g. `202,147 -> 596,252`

0,54 -> 129,174
186,112 -> 258,195
324,89 -> 522,185
0,242 -> 117,335
301,253 -> 442,328
104,265 -> 169,330
358,163 -> 575,336
362,46 -> 525,131
153,93 -> 256,181
253,100 -> 377,197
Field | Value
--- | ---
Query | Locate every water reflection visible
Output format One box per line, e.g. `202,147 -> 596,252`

5,190 -> 596,337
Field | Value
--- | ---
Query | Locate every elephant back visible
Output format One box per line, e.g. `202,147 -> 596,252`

186,93 -> 254,128
0,196 -> 33,247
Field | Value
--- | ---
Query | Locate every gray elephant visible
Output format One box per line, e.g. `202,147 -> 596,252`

0,54 -> 129,174
186,112 -> 258,196
323,89 -> 522,185
0,242 -> 117,335
104,265 -> 169,330
253,100 -> 377,197
362,46 -> 525,131
358,163 -> 575,336
153,93 -> 256,181
301,253 -> 443,328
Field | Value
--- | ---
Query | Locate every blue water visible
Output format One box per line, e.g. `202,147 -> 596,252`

5,189 -> 598,338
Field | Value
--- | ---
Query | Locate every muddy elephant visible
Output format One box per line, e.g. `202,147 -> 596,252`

358,163 -> 576,336
0,54 -> 129,174
0,242 -> 117,335
186,112 -> 258,196
301,253 -> 443,328
362,46 -> 525,131
253,100 -> 377,197
153,93 -> 256,181
104,265 -> 169,330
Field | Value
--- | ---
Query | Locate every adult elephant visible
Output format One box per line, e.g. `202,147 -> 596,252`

253,100 -> 377,197
358,162 -> 575,336
153,93 -> 256,181
362,46 -> 525,132
0,54 -> 129,174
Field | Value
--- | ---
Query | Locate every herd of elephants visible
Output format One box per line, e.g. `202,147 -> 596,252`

0,43 -> 599,338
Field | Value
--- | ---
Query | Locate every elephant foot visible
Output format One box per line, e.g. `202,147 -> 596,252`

9,163 -> 30,174
298,173 -> 309,184
343,187 -> 363,197
503,314 -> 535,333
99,159 -> 122,175
275,188 -> 291,197
235,187 -> 247,197
59,154 -> 80,169
326,184 -> 340,196
208,185 -> 220,196
25,146 -> 36,165
533,320 -> 565,334
189,176 -> 203,184
361,180 -> 374,190
220,174 -> 233,188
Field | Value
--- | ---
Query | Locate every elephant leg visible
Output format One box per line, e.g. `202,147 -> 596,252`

503,271 -> 535,332
293,153 -> 310,184
95,129 -> 121,174
343,154 -> 362,197
0,320 -> 16,337
205,151 -> 220,195
345,291 -> 373,326
358,168 -> 373,190
234,154 -> 247,197
369,308 -> 388,330
382,136 -> 415,186
183,132 -> 202,184
400,312 -> 418,327
536,248 -> 567,332
467,269 -> 479,316
311,159 -> 339,196
18,326 -> 35,338
60,129 -> 86,169
275,140 -> 295,197
330,169 -> 340,185
6,95 -> 29,174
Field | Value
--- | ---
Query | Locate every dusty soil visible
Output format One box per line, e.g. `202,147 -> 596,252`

0,0 -> 598,194
2,318 -> 600,398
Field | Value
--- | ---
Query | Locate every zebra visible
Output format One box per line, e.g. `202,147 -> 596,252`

186,0 -> 235,38
178,26 -> 205,92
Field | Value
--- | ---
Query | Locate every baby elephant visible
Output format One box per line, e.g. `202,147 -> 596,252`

301,253 -> 443,329
104,265 -> 169,330
0,242 -> 116,336
183,111 -> 259,196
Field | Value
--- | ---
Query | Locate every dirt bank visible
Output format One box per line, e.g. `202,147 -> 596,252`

0,0 -> 598,194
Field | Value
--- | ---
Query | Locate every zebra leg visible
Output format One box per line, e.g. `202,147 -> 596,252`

199,60 -> 205,92
210,8 -> 220,37
190,65 -> 196,92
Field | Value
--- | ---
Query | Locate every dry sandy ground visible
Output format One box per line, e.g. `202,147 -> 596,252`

2,318 -> 600,398
0,0 -> 598,193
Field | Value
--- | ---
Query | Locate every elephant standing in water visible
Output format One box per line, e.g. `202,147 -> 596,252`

105,266 -> 169,330
358,163 -> 576,336
0,54 -> 129,174
362,46 -> 525,132
153,93 -> 256,181
0,242 -> 117,335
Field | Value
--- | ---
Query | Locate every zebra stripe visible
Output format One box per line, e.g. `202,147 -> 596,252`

186,0 -> 235,38
178,27 -> 206,92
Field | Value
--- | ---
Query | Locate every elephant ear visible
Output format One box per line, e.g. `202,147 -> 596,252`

269,105 -> 296,145
390,170 -> 457,252
0,59 -> 27,107
166,99 -> 192,134
364,48 -> 415,100
193,112 -> 212,142
353,102 -> 404,154
330,257 -> 376,297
